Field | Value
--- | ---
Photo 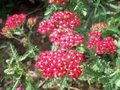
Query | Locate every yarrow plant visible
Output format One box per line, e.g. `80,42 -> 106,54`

1,0 -> 119,90
36,10 -> 84,79
38,11 -> 82,48
86,23 -> 115,55
2,14 -> 26,37
35,49 -> 84,78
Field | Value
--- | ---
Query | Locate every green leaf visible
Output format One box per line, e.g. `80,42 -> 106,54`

108,26 -> 119,33
116,80 -> 120,87
26,83 -> 32,90
19,50 -> 33,61
0,45 -> 7,49
116,57 -> 120,66
117,49 -> 120,54
98,76 -> 109,84
14,31 -> 22,35
106,3 -> 119,9
114,12 -> 120,21
114,39 -> 120,48
104,84 -> 112,90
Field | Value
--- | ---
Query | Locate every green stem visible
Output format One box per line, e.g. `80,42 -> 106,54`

10,44 -> 19,67
12,74 -> 22,90
94,0 -> 101,15
12,36 -> 21,42
18,27 -> 36,57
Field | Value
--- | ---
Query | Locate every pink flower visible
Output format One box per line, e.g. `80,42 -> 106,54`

16,86 -> 23,90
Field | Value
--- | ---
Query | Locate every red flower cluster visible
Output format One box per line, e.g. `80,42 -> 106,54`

49,28 -> 83,48
36,11 -> 83,79
86,31 -> 115,54
38,11 -> 80,34
2,14 -> 26,36
4,14 -> 26,30
86,31 -> 101,49
38,20 -> 55,34
35,49 -> 83,78
38,11 -> 82,48
50,11 -> 80,29
48,0 -> 66,5
95,37 -> 115,54
91,22 -> 109,31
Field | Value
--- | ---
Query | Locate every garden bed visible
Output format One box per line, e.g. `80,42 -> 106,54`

0,0 -> 120,90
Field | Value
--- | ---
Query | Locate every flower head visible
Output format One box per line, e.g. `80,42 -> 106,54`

35,49 -> 84,78
91,22 -> 109,31
2,14 -> 26,37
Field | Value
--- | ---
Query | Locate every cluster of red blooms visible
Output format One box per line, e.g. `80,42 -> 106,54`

95,37 -> 115,54
50,11 -> 80,29
36,11 -> 84,78
48,0 -> 66,5
86,31 -> 101,49
35,49 -> 84,78
49,28 -> 83,48
38,11 -> 83,48
86,30 -> 115,54
2,14 -> 26,36
38,11 -> 80,34
91,22 -> 109,31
